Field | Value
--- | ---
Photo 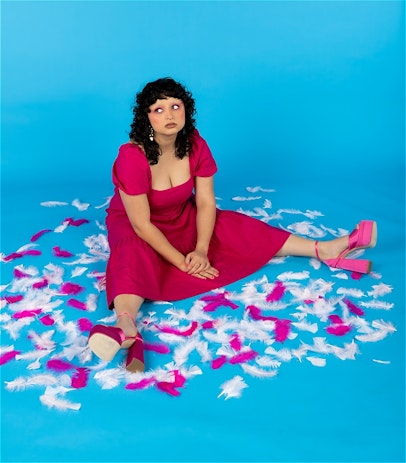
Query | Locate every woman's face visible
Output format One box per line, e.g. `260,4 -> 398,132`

147,97 -> 186,138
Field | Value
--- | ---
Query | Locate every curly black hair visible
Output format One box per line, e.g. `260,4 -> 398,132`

129,77 -> 197,165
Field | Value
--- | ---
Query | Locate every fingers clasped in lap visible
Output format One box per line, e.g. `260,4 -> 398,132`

185,250 -> 219,279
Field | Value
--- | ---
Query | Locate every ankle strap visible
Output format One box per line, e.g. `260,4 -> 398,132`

315,241 -> 320,260
117,311 -> 134,320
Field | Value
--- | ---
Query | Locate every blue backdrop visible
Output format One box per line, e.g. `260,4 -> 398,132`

2,1 -> 404,191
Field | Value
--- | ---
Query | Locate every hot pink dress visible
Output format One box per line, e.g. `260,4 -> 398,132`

105,130 -> 290,306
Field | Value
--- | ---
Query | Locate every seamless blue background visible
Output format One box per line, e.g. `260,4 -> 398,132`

2,1 -> 404,191
1,1 -> 405,463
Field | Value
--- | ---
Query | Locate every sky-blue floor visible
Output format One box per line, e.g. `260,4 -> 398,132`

1,172 -> 404,463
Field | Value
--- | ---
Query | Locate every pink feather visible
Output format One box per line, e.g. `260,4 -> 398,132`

71,368 -> 89,388
201,320 -> 216,329
0,350 -> 21,365
12,309 -> 42,319
343,298 -> 365,316
351,272 -> 363,280
156,321 -> 198,336
64,217 -> 90,227
173,370 -> 186,387
156,382 -> 181,396
46,359 -> 75,372
328,314 -> 344,324
52,246 -> 74,258
266,280 -> 286,302
60,282 -> 85,295
30,229 -> 52,242
4,250 -> 41,261
126,377 -> 156,390
144,342 -> 171,354
77,318 -> 93,332
229,333 -> 242,351
246,305 -> 277,321
211,355 -> 227,369
67,299 -> 87,310
13,268 -> 30,279
229,349 -> 258,364
32,278 -> 49,289
200,293 -> 239,312
274,319 -> 291,342
2,294 -> 24,304
327,324 -> 352,336
39,315 -> 55,326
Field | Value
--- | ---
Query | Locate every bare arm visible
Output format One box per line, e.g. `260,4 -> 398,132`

119,190 -> 186,270
185,176 -> 219,278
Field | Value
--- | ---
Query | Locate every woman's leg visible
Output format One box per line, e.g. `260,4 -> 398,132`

113,294 -> 144,339
276,234 -> 349,261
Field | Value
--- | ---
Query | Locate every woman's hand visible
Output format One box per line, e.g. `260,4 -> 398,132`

184,250 -> 219,279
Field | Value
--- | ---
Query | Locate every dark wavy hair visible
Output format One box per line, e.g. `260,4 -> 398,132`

129,78 -> 197,165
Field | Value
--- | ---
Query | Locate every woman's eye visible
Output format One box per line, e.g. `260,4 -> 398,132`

154,108 -> 163,113
172,104 -> 180,110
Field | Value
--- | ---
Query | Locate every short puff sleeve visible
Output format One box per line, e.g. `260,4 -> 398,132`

189,130 -> 218,177
112,144 -> 151,195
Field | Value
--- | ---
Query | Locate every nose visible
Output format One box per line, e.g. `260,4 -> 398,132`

166,110 -> 174,120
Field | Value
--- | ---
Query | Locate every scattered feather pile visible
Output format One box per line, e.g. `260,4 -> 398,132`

1,188 -> 396,410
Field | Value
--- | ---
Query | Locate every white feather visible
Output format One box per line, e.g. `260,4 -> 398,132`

218,375 -> 248,399
306,356 -> 326,367
40,201 -> 69,207
71,266 -> 88,277
359,300 -> 394,310
71,198 -> 90,211
232,195 -> 262,201
368,283 -> 393,298
241,363 -> 278,378
40,390 -> 81,411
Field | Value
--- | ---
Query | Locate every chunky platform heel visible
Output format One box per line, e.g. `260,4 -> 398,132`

315,220 -> 377,274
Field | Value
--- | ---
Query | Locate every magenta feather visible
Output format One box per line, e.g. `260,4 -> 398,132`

126,377 -> 156,390
201,320 -> 216,329
343,298 -> 365,316
156,321 -> 198,336
77,318 -> 93,332
351,272 -> 362,280
30,229 -> 52,242
32,278 -> 49,289
12,309 -> 42,319
67,299 -> 87,310
13,268 -> 30,279
156,381 -> 181,396
266,280 -> 286,302
64,217 -> 90,227
328,314 -> 344,324
200,293 -> 239,311
60,282 -> 85,295
46,359 -> 75,372
39,315 -> 55,326
71,368 -> 89,388
211,355 -> 227,369
326,324 -> 352,336
2,294 -> 24,304
230,333 -> 242,351
0,350 -> 21,365
229,349 -> 258,364
274,319 -> 291,342
144,342 -> 171,354
246,305 -> 277,321
4,250 -> 41,261
52,246 -> 74,258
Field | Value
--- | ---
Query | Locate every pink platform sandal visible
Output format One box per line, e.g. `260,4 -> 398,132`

126,332 -> 144,373
315,220 -> 377,274
88,312 -> 138,362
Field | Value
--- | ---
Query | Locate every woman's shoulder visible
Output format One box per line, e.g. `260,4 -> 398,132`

118,141 -> 147,160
